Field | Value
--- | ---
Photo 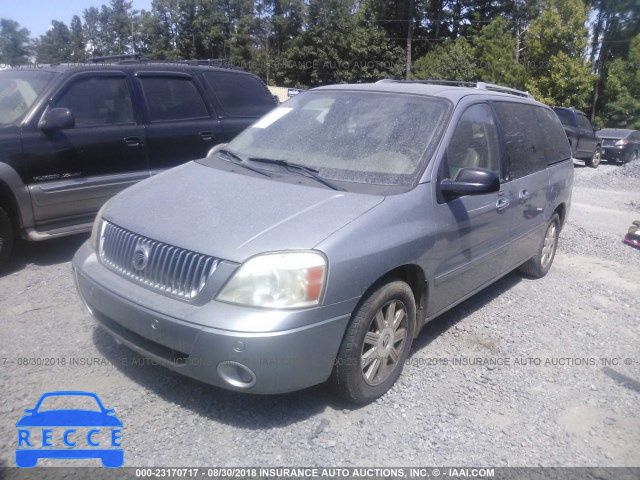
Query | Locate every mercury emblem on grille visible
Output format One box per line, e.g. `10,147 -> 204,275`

132,243 -> 151,271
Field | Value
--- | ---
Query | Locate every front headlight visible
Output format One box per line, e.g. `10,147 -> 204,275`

89,202 -> 108,251
217,251 -> 327,309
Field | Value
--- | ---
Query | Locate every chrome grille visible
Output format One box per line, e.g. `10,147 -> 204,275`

99,222 -> 218,299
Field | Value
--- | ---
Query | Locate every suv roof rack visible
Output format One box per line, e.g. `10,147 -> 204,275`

376,79 -> 534,99
88,55 -> 241,70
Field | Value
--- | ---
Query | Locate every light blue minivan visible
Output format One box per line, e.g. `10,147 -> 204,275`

73,80 -> 573,403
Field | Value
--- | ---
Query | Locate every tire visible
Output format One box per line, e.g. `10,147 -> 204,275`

519,213 -> 560,279
0,206 -> 14,271
331,280 -> 416,404
586,146 -> 601,168
630,150 -> 638,163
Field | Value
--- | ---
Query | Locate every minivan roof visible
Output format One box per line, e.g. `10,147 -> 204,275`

314,80 -> 546,106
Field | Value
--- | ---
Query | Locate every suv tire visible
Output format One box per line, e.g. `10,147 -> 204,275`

0,206 -> 14,271
586,146 -> 601,168
519,213 -> 560,279
331,280 -> 415,404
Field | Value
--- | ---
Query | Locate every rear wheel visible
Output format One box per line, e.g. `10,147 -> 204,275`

0,206 -> 14,271
519,214 -> 560,279
586,146 -> 601,168
331,281 -> 415,404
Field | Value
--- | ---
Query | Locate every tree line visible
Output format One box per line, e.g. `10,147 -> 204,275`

0,0 -> 638,128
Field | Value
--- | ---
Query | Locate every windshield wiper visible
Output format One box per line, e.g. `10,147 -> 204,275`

217,149 -> 271,177
247,157 -> 342,191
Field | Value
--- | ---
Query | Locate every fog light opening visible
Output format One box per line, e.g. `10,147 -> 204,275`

217,361 -> 257,389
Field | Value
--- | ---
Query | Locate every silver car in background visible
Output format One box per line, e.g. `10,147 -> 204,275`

73,80 -> 573,404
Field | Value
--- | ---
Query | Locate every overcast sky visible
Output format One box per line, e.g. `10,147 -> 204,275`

4,0 -> 153,38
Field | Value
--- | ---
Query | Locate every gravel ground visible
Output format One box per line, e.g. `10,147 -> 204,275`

1,159 -> 639,469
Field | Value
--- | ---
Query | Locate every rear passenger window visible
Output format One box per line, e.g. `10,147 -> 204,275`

534,107 -> 572,164
203,72 -> 274,117
553,109 -> 573,126
55,76 -> 134,127
139,76 -> 209,122
577,114 -> 592,130
493,102 -> 546,179
446,103 -> 501,180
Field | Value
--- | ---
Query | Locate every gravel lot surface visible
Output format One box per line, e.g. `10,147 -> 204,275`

1,159 -> 639,468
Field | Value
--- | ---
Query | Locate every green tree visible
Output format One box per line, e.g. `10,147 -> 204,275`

285,0 -> 355,85
412,37 -> 477,81
472,17 -> 527,88
344,0 -> 405,83
83,7 -> 104,57
603,34 -> 640,128
100,0 -> 136,55
70,15 -> 87,62
523,0 -> 594,108
35,21 -> 72,63
0,19 -> 31,65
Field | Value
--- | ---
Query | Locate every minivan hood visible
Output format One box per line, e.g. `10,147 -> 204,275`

103,162 -> 384,263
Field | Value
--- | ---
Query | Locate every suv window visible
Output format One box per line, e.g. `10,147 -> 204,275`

577,114 -> 592,130
0,70 -> 56,125
494,102 -> 546,179
203,72 -> 274,117
55,76 -> 134,127
553,109 -> 574,126
534,107 -> 572,164
446,103 -> 500,180
139,76 -> 209,122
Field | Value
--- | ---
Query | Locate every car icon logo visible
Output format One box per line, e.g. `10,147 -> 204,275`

132,243 -> 150,271
15,391 -> 123,468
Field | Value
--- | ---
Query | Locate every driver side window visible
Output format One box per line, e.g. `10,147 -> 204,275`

445,103 -> 500,180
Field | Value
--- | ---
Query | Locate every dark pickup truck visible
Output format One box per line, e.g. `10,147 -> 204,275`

552,107 -> 602,168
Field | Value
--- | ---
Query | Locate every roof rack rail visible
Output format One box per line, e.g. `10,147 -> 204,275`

375,78 -> 534,99
89,54 -> 148,63
88,55 -> 241,70
476,81 -> 533,99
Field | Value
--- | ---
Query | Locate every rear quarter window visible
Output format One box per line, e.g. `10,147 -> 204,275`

203,72 -> 275,117
493,101 -> 547,179
535,107 -> 572,164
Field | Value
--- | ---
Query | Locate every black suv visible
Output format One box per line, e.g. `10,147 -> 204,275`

0,59 -> 276,269
552,107 -> 602,168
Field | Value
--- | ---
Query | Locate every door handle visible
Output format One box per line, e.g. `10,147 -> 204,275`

199,131 -> 214,141
124,136 -> 143,147
519,190 -> 531,201
496,197 -> 510,212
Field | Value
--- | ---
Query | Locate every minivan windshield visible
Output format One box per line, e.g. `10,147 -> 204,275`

226,90 -> 451,186
0,70 -> 56,126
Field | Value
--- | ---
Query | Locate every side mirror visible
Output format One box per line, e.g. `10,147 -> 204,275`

207,143 -> 228,157
38,107 -> 75,131
593,125 -> 601,131
440,168 -> 500,198
23,409 -> 34,414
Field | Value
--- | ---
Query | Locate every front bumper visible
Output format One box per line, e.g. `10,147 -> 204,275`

72,242 -> 355,394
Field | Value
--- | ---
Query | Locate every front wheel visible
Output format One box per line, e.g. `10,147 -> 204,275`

586,146 -> 601,168
331,281 -> 416,404
0,206 -> 14,271
519,213 -> 560,278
